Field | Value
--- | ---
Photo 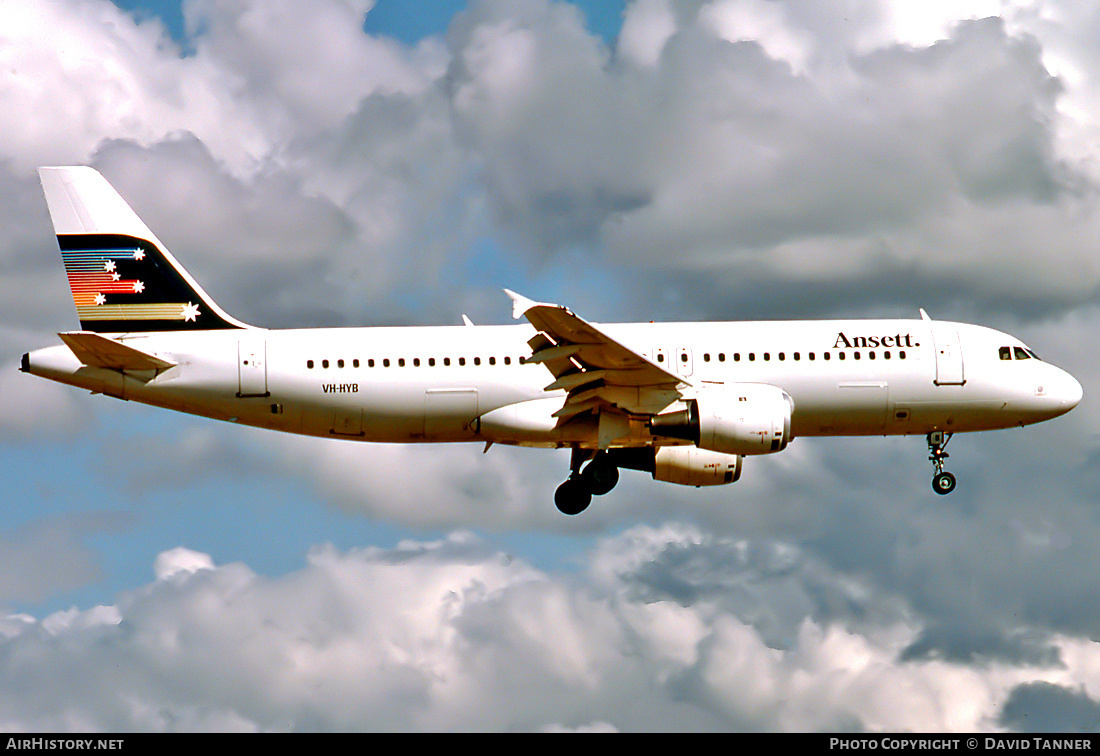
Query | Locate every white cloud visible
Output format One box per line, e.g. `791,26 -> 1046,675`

618,0 -> 677,67
699,0 -> 816,73
0,527 -> 1097,731
153,548 -> 215,580
0,366 -> 93,440
261,434 -> 574,530
183,0 -> 441,140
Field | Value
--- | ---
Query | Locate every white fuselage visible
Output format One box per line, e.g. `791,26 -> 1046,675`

24,317 -> 1083,450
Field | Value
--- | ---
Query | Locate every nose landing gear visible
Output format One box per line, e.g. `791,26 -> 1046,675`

554,449 -> 620,515
928,431 -> 956,495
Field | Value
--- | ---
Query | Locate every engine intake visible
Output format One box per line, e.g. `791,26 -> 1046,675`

649,384 -> 793,456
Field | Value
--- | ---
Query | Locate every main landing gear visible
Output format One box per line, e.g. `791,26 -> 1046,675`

554,449 -> 620,515
927,431 -> 956,495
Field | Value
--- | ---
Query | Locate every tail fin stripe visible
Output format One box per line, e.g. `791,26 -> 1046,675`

54,233 -> 235,331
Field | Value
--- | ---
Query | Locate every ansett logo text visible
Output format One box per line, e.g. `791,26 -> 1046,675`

833,333 -> 919,349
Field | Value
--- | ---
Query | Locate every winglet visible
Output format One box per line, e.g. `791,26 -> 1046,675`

504,289 -> 541,320
919,308 -> 932,321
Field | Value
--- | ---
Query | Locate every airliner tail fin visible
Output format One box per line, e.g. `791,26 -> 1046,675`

38,166 -> 246,332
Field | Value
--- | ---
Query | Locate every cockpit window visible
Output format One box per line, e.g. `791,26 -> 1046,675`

999,346 -> 1012,361
1014,346 -> 1031,360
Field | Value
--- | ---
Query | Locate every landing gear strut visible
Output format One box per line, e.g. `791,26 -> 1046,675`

554,449 -> 620,515
927,431 -> 956,495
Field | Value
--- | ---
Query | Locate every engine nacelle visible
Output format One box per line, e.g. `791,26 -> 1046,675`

653,446 -> 743,486
649,384 -> 793,456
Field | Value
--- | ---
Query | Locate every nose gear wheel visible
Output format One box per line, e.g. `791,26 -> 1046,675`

927,432 -> 956,495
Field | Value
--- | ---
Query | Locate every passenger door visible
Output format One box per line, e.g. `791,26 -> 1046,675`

930,324 -> 965,386
237,335 -> 268,397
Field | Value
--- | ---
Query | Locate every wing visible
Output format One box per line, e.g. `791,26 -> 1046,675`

505,290 -> 686,424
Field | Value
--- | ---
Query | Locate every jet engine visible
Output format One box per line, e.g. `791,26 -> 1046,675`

652,446 -> 743,486
649,384 -> 793,456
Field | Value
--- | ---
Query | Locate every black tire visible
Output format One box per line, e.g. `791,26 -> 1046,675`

555,478 -> 592,515
932,471 -> 957,495
582,460 -> 619,496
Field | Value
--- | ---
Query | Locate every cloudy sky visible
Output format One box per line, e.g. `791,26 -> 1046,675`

3,0 -> 1100,732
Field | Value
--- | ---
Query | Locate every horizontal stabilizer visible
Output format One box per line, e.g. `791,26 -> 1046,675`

58,331 -> 176,371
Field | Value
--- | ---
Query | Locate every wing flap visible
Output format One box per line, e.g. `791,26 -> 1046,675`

506,290 -> 685,389
59,331 -> 176,371
505,290 -> 686,436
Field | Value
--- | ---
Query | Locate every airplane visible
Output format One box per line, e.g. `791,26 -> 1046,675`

21,167 -> 1083,515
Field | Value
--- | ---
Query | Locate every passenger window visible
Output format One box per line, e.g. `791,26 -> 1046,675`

1000,346 -> 1012,361
1014,347 -> 1030,360
307,360 -> 314,369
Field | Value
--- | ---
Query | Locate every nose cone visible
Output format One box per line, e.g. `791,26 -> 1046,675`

1058,371 -> 1084,412
1035,367 -> 1083,419
1004,365 -> 1083,426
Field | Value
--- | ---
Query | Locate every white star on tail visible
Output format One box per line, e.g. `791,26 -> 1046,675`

133,249 -> 145,260
133,280 -> 144,293
94,293 -> 105,305
180,302 -> 200,322
104,260 -> 116,272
